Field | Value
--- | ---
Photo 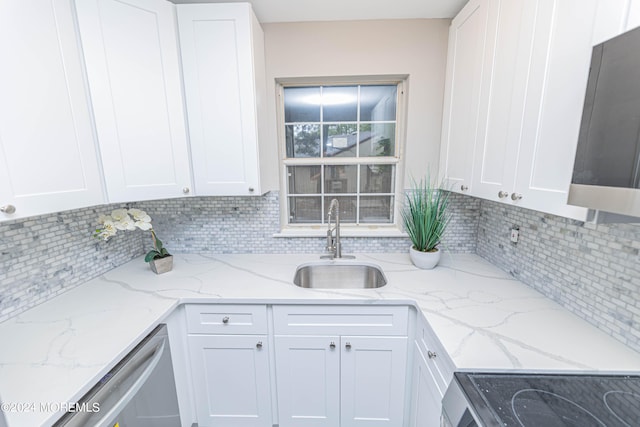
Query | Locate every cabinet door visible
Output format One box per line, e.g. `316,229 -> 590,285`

340,336 -> 408,427
439,0 -> 491,195
177,3 -> 263,196
188,335 -> 272,427
409,344 -> 442,427
629,0 -> 640,29
75,0 -> 192,202
274,336 -> 340,427
514,0 -> 599,220
472,0 -> 537,203
0,0 -> 104,221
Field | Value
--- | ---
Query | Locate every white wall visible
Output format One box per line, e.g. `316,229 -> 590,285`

261,19 -> 450,190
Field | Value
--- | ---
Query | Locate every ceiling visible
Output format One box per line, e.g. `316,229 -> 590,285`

170,0 -> 469,23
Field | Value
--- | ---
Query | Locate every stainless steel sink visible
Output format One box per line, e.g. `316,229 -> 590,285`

293,261 -> 387,289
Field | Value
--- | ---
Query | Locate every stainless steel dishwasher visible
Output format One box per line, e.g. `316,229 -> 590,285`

54,324 -> 181,427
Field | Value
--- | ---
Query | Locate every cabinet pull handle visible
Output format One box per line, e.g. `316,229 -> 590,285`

330,342 -> 336,349
427,350 -> 437,359
511,192 -> 523,201
256,341 -> 263,349
460,185 -> 468,191
182,187 -> 190,194
222,316 -> 229,324
345,342 -> 352,350
498,191 -> 509,199
1,205 -> 16,214
248,187 -> 255,193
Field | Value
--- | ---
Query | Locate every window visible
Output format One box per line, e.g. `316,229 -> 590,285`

281,83 -> 402,227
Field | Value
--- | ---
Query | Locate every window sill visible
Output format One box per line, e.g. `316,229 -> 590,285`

273,226 -> 407,238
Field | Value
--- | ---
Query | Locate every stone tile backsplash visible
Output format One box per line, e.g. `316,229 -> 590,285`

0,204 -> 144,322
136,191 -> 479,255
2,190 -> 639,355
476,200 -> 640,353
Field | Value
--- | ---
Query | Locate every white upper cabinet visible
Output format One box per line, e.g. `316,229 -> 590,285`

629,1 -> 640,29
439,0 -> 491,195
75,0 -> 193,203
177,3 -> 267,196
444,0 -> 636,220
513,0 -> 604,219
0,0 -> 104,221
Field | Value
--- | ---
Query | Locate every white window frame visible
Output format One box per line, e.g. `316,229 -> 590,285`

275,76 -> 408,237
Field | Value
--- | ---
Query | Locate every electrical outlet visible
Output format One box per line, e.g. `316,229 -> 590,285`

510,227 -> 519,243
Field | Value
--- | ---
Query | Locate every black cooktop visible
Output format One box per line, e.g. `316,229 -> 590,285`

456,372 -> 640,427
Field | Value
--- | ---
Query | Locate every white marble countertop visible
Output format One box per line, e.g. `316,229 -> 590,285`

1,252 -> 639,427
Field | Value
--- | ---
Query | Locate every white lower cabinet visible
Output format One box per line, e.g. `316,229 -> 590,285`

184,304 -> 438,427
340,336 -> 408,427
409,314 -> 456,427
409,344 -> 444,427
274,305 -> 409,427
274,336 -> 341,426
275,335 -> 408,427
188,335 -> 272,427
186,304 -> 272,427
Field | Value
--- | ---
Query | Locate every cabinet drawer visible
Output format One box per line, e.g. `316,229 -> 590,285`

186,304 -> 268,334
273,305 -> 408,336
416,314 -> 455,395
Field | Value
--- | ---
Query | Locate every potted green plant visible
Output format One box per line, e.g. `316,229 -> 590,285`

401,177 -> 451,269
94,208 -> 173,274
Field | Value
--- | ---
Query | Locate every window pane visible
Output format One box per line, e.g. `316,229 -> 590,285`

322,86 -> 357,122
286,124 -> 320,158
288,166 -> 321,194
360,165 -> 394,193
360,196 -> 394,223
323,196 -> 356,223
359,123 -> 395,157
325,165 -> 357,193
289,197 -> 322,223
360,85 -> 397,121
323,124 -> 357,157
284,87 -> 320,122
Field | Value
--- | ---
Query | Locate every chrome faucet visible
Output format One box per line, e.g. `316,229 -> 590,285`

326,199 -> 342,259
323,199 -> 355,259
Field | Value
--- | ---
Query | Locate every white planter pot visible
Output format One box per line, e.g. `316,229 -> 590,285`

409,246 -> 441,269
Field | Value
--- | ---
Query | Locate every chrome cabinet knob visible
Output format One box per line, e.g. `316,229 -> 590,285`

427,350 -> 437,359
1,205 -> 16,214
345,342 -> 352,350
222,316 -> 229,324
182,187 -> 190,194
511,192 -> 523,201
256,341 -> 263,349
498,191 -> 509,199
460,185 -> 469,191
330,342 -> 336,349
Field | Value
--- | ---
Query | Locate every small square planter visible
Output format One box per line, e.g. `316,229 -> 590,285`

149,255 -> 173,274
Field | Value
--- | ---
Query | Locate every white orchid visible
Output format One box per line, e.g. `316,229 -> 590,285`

97,214 -> 112,225
96,220 -> 117,241
93,209 -> 169,263
135,220 -> 153,231
128,208 -> 151,223
110,209 -> 129,222
114,215 -> 136,231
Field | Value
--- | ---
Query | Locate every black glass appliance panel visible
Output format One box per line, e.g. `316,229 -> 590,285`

456,372 -> 640,427
572,25 -> 640,189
